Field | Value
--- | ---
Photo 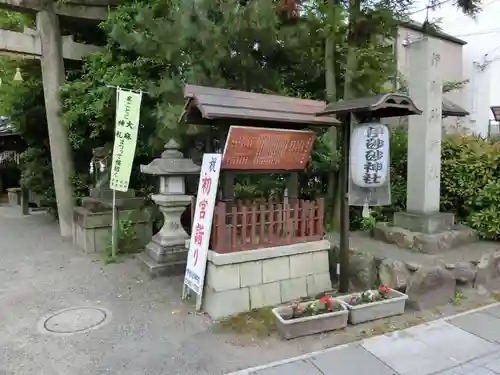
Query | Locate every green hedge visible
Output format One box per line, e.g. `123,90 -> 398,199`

359,130 -> 500,240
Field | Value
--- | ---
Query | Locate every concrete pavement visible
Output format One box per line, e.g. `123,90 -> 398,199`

227,304 -> 500,375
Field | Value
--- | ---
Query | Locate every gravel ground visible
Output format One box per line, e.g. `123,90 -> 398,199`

1,204 -> 497,375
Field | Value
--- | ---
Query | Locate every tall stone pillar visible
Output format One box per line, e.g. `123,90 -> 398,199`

393,37 -> 455,234
37,8 -> 75,237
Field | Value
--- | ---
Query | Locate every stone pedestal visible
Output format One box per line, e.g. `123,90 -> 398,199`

139,194 -> 193,277
7,188 -> 20,206
201,240 -> 332,319
393,212 -> 455,235
138,140 -> 200,278
73,206 -> 152,254
72,188 -> 152,253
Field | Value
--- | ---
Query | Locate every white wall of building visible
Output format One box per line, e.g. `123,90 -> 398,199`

411,0 -> 500,136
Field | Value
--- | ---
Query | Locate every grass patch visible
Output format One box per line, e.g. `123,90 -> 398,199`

218,308 -> 276,337
492,292 -> 500,301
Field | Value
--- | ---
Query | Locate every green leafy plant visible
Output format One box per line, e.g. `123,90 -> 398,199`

104,218 -> 138,264
289,295 -> 343,319
348,285 -> 392,306
451,291 -> 464,306
359,214 -> 376,232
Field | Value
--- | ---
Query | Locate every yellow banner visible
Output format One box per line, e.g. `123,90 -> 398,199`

109,88 -> 143,192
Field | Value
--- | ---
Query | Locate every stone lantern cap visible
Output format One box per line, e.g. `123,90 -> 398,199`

140,139 -> 200,176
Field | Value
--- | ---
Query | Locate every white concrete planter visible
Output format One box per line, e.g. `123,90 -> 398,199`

272,300 -> 348,340
338,289 -> 408,325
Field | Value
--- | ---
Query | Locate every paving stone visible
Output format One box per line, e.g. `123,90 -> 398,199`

310,344 -> 396,375
362,321 -> 497,375
459,351 -> 500,372
448,312 -> 500,343
443,367 -> 500,375
434,368 -> 463,375
251,359 -> 323,375
485,356 -> 500,373
471,366 -> 500,375
483,305 -> 500,320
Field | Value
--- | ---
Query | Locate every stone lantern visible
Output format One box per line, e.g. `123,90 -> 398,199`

138,139 -> 201,277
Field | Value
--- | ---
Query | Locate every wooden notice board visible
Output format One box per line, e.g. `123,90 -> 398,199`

221,126 -> 316,171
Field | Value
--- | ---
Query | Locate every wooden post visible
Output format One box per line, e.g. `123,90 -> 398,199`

287,172 -> 299,204
339,115 -> 352,293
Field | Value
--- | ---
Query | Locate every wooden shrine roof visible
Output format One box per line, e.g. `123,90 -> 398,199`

180,85 -> 341,128
317,93 -> 422,118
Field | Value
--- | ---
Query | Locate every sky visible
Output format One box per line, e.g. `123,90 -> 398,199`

410,0 -> 500,115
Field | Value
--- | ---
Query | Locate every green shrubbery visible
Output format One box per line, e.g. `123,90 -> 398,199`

363,129 -> 500,240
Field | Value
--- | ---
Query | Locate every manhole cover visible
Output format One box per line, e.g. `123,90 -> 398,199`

41,307 -> 110,335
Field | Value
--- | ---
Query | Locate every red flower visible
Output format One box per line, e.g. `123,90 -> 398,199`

379,285 -> 390,295
320,295 -> 334,310
350,296 -> 357,304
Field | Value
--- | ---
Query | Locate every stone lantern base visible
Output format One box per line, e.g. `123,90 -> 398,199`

138,194 -> 193,278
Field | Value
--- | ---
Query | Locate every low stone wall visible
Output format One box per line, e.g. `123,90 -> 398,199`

339,246 -> 500,310
73,207 -> 152,254
203,240 -> 332,320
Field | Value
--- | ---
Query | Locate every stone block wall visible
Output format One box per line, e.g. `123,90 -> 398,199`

73,207 -> 152,254
203,240 -> 332,320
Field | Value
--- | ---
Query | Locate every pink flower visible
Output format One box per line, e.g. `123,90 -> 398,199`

319,296 -> 330,303
320,295 -> 334,310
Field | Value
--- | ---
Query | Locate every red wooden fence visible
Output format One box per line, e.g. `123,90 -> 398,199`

210,198 -> 324,253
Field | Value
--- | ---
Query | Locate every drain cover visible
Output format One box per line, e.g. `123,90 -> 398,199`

42,307 -> 109,334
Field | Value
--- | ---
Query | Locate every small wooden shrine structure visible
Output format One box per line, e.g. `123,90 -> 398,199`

181,85 -> 340,254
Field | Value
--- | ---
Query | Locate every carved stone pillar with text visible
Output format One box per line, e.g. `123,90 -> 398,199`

395,37 -> 453,232
377,37 -> 478,253
138,140 -> 201,277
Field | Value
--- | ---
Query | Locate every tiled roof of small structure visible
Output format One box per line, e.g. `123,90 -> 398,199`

442,97 -> 468,117
181,85 -> 341,127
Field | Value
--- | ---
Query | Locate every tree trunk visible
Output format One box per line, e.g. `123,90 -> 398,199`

325,0 -> 339,230
331,0 -> 360,231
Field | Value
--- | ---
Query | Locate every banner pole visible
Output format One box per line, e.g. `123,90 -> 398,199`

111,188 -> 118,258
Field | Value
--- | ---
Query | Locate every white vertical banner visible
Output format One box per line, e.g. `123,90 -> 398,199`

109,88 -> 143,192
184,154 -> 222,296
